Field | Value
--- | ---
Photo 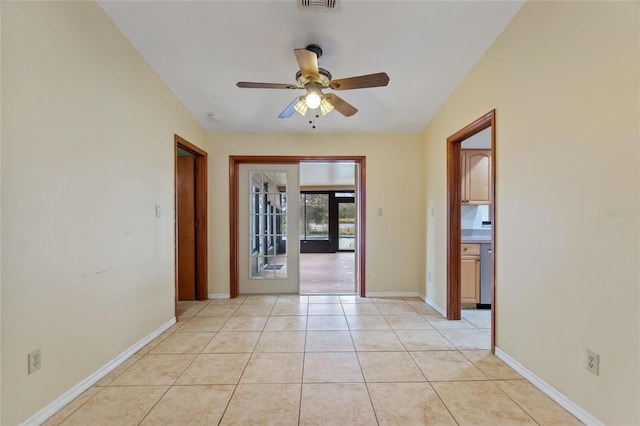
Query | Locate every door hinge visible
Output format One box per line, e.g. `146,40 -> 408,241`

194,219 -> 198,228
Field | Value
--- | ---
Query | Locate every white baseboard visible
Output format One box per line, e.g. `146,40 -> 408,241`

366,292 -> 419,298
424,297 -> 447,317
23,318 -> 176,426
208,293 -> 230,299
494,347 -> 603,426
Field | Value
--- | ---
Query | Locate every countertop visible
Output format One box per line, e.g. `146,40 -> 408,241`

461,229 -> 492,244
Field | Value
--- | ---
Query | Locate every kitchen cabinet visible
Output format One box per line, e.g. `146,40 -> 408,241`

461,243 -> 480,305
462,149 -> 491,205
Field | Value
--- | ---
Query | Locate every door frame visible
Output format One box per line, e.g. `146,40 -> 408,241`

230,156 -> 366,298
336,194 -> 356,252
446,110 -> 496,350
175,135 -> 208,317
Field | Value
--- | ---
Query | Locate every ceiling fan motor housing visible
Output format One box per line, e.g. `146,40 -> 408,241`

305,44 -> 323,58
296,68 -> 332,87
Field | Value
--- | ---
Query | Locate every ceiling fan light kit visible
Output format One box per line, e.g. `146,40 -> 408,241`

304,83 -> 323,109
236,44 -> 389,122
319,97 -> 334,115
293,97 -> 309,116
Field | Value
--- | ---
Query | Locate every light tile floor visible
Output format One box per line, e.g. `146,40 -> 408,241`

45,296 -> 583,425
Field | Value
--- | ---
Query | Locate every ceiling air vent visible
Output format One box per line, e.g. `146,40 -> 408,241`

301,0 -> 336,9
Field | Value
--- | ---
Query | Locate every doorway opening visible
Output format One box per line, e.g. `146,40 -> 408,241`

175,135 -> 208,317
229,156 -> 366,298
299,162 -> 357,294
446,110 -> 496,351
299,195 -> 356,294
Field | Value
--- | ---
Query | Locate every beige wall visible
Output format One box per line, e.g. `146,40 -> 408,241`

0,2 -> 3,422
1,2 -> 205,424
421,1 -> 639,424
205,133 -> 424,297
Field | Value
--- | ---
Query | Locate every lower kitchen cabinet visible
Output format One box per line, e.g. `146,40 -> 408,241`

461,244 -> 480,305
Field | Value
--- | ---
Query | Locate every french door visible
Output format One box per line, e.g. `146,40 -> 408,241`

238,164 -> 300,294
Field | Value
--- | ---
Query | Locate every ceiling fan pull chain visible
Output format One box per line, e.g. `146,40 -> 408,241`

309,114 -> 320,129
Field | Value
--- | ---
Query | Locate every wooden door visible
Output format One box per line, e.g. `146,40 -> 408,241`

177,156 -> 196,300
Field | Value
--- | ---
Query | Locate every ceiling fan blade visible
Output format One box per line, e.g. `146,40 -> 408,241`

329,72 -> 390,90
294,48 -> 320,81
237,82 -> 299,89
278,97 -> 302,119
324,93 -> 358,117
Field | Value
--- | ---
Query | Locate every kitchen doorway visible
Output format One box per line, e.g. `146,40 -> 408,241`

446,110 -> 496,351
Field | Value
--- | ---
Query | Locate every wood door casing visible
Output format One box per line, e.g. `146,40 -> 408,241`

174,135 -> 208,319
229,156 -> 366,299
447,110 -> 496,352
177,156 -> 196,300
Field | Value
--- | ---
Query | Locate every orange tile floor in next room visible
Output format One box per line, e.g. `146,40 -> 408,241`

44,296 -> 582,425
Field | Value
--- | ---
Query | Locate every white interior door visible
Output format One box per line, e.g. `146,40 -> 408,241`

239,164 -> 299,294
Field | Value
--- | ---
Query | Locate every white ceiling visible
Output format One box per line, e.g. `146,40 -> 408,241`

300,162 -> 355,187
97,1 -> 523,135
462,127 -> 492,149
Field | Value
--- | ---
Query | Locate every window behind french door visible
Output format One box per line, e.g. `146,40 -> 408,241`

300,191 -> 355,253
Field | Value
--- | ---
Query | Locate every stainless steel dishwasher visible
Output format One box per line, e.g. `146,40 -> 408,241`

479,243 -> 493,308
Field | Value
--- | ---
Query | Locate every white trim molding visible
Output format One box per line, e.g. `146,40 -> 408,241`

22,318 -> 176,426
366,292 -> 419,298
208,293 -> 230,299
424,296 -> 447,317
494,347 -> 604,426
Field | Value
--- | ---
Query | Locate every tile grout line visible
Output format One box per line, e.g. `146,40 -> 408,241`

140,299 -> 213,425
299,295 -> 309,425
44,386 -> 106,425
485,379 -> 542,426
428,382 -> 462,426
73,296 -> 562,424
216,296 -> 269,425
348,300 -> 381,426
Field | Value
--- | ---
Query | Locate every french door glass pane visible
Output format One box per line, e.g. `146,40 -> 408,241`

338,202 -> 356,250
249,171 -> 288,278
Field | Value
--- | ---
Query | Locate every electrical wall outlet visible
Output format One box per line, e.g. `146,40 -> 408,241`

28,349 -> 41,374
586,349 -> 599,375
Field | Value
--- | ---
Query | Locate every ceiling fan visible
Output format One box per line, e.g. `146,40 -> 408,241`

236,44 -> 389,119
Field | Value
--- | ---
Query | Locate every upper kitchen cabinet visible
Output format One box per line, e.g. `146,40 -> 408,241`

462,149 -> 491,205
